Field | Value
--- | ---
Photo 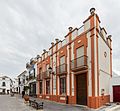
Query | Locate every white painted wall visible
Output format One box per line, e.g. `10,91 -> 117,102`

53,53 -> 56,95
99,70 -> 111,95
98,33 -> 111,96
0,77 -> 12,94
53,45 -> 56,53
98,36 -> 110,74
67,45 -> 70,96
71,72 -> 74,96
71,42 -> 74,60
71,42 -> 74,96
86,32 -> 92,96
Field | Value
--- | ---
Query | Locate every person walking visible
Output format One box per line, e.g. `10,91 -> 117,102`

22,90 -> 25,98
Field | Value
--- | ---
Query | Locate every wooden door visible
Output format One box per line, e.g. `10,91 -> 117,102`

76,73 -> 87,105
113,86 -> 120,102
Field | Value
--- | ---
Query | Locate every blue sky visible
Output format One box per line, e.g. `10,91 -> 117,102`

0,0 -> 120,78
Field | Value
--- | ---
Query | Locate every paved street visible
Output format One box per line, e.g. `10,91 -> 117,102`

0,95 -> 35,111
0,95 -> 93,111
0,94 -> 120,111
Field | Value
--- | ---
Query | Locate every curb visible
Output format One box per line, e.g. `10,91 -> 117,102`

105,105 -> 120,111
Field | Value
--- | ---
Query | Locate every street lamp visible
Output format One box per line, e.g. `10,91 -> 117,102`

48,66 -> 52,74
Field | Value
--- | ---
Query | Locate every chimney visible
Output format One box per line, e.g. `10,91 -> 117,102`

55,38 -> 59,43
68,27 -> 73,32
90,8 -> 95,15
107,35 -> 112,47
51,42 -> 54,46
108,35 -> 112,40
43,49 -> 46,53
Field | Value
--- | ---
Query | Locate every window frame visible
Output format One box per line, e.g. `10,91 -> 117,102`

60,77 -> 66,95
46,80 -> 50,94
39,81 -> 42,94
2,82 -> 6,87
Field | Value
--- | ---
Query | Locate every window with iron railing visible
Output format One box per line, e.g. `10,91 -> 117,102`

43,70 -> 50,78
57,56 -> 67,74
71,55 -> 88,69
57,63 -> 67,74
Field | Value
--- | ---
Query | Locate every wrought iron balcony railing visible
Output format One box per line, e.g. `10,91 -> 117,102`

43,70 -> 50,79
29,74 -> 36,80
56,63 -> 67,75
71,55 -> 88,72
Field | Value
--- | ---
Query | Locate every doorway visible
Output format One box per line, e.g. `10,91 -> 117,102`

76,73 -> 87,105
113,86 -> 120,102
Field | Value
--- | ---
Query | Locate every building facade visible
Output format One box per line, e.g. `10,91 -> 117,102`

18,71 -> 27,94
36,8 -> 112,109
0,76 -> 12,94
11,78 -> 18,93
26,57 -> 38,97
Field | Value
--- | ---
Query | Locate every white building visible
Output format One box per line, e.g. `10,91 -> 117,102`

18,70 -> 27,94
26,57 -> 38,97
0,76 -> 12,94
11,78 -> 18,93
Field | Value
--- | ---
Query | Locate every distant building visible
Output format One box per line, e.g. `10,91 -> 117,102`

18,71 -> 27,94
36,8 -> 112,109
0,76 -> 12,94
26,57 -> 38,97
11,78 -> 18,93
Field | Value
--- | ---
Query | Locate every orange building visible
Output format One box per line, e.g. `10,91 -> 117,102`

36,8 -> 112,109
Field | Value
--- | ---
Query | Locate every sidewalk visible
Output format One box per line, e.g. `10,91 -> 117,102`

28,96 -> 94,111
0,95 -> 35,111
2,94 -> 119,111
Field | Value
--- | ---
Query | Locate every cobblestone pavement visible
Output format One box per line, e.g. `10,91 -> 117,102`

0,95 -> 94,111
0,95 -> 35,111
1,94 -> 120,111
29,97 -> 94,111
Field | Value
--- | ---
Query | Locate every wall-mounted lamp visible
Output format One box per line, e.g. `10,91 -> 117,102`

48,66 -> 55,75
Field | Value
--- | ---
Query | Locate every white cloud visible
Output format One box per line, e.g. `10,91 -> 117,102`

0,0 -> 120,78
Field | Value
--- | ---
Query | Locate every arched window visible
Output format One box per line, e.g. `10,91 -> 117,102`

2,82 -> 6,86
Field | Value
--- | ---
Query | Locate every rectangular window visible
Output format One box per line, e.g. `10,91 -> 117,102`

60,56 -> 65,65
2,78 -> 5,80
76,46 -> 84,58
76,46 -> 84,67
18,78 -> 21,85
23,79 -> 25,84
59,56 -> 66,73
40,82 -> 42,94
46,80 -> 50,94
60,77 -> 66,95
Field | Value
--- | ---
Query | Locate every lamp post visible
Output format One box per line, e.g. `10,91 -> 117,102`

48,66 -> 52,74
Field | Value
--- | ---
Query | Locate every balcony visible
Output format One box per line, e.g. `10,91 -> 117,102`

43,70 -> 50,79
56,63 -> 67,75
37,73 -> 43,81
26,63 -> 31,69
29,75 -> 36,80
71,55 -> 88,72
